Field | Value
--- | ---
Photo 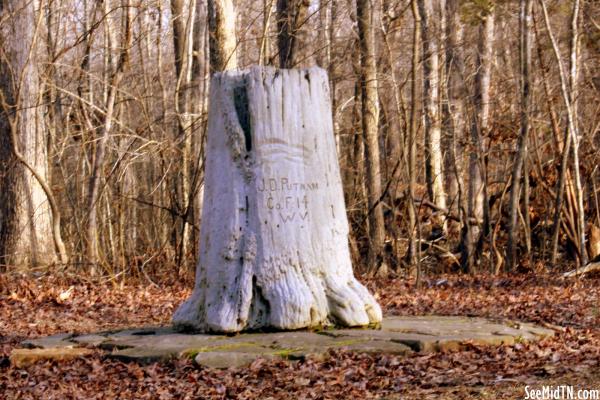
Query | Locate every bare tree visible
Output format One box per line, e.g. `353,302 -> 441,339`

316,0 -> 330,69
0,0 -> 68,267
356,0 -> 387,276
541,0 -> 587,267
444,0 -> 466,234
170,0 -> 194,269
507,0 -> 533,271
408,0 -> 420,271
259,0 -> 274,65
86,0 -> 132,271
418,0 -> 446,232
463,2 -> 494,273
207,0 -> 238,71
277,0 -> 310,68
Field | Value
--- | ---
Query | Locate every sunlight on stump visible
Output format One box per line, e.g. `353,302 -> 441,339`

173,66 -> 382,332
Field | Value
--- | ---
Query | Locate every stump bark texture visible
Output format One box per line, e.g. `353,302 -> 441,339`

173,66 -> 382,332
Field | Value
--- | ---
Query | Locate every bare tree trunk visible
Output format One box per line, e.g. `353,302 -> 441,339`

75,0 -> 98,262
380,0 -> 406,175
190,0 -> 209,255
259,0 -> 273,65
547,69 -> 574,267
316,0 -> 330,69
444,0 -> 467,236
86,0 -> 131,272
207,0 -> 238,72
171,0 -> 202,270
348,21 -> 367,264
154,0 -> 172,252
541,0 -> 587,267
381,0 -> 410,266
78,0 -> 96,112
507,0 -> 533,271
568,1 -> 586,268
408,0 -> 420,270
328,0 -> 337,140
418,0 -> 446,232
531,11 -> 573,266
356,0 -> 387,277
0,0 -> 68,267
276,0 -> 309,68
464,5 -> 494,273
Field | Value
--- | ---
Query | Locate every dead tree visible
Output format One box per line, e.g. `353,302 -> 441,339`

173,67 -> 382,332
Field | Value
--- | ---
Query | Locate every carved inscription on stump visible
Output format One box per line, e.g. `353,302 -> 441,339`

258,177 -> 316,224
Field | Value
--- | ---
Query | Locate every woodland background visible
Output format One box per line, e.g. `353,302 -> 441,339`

0,0 -> 599,277
1,1 -> 600,398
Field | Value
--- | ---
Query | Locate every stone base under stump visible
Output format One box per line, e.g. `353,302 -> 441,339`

12,316 -> 554,369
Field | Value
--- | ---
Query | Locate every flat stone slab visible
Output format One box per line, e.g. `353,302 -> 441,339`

13,316 -> 554,368
10,347 -> 94,368
322,316 -> 553,352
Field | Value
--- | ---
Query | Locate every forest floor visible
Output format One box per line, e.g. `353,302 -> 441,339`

1,271 -> 600,399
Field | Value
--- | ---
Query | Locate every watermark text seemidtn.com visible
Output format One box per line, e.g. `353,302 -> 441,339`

525,386 -> 600,400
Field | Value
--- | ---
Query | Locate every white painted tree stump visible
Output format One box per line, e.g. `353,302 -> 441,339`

173,66 -> 382,333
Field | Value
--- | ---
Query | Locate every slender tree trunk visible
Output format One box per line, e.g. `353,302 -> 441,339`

568,0 -> 586,267
464,5 -> 494,273
76,0 -> 97,262
345,4 -> 366,264
172,0 -> 202,270
276,0 -> 310,68
259,0 -> 273,65
532,12 -> 577,266
418,0 -> 446,232
380,0 -> 407,194
155,0 -> 171,251
316,0 -> 329,68
102,0 -> 117,104
357,0 -> 387,276
78,0 -> 96,111
408,0 -> 420,270
86,0 -> 131,272
0,0 -> 68,267
190,0 -> 208,254
328,0 -> 337,141
207,0 -> 238,72
540,0 -> 587,267
381,0 -> 410,265
507,0 -> 533,271
444,0 -> 467,236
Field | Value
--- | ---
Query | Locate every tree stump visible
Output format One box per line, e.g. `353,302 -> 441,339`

173,66 -> 382,333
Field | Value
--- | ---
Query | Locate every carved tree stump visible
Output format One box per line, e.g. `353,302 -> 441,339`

173,66 -> 382,332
